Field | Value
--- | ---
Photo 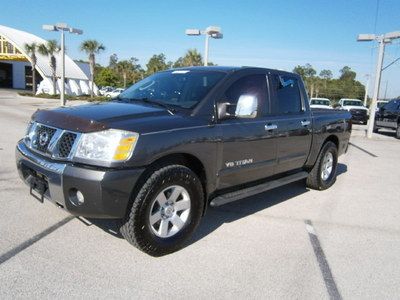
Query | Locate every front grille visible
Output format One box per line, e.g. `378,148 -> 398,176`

350,109 -> 367,116
26,122 -> 80,160
33,125 -> 56,152
57,132 -> 77,158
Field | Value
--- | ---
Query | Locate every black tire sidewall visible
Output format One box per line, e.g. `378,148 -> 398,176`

317,142 -> 338,189
126,165 -> 204,255
396,125 -> 400,139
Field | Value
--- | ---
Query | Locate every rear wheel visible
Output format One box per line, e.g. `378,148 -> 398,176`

306,141 -> 338,190
120,165 -> 204,256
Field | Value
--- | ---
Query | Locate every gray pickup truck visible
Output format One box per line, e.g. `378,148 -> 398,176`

16,66 -> 351,256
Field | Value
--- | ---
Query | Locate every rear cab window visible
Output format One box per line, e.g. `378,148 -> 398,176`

269,74 -> 303,114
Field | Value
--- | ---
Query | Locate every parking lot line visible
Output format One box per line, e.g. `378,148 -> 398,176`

305,220 -> 342,300
0,216 -> 74,265
348,142 -> 378,157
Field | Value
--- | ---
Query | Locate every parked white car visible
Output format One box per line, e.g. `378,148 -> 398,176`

105,88 -> 125,98
99,86 -> 114,95
338,98 -> 369,124
310,98 -> 332,109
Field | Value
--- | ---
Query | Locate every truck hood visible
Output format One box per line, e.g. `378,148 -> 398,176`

32,101 -> 173,133
342,105 -> 369,112
310,105 -> 332,109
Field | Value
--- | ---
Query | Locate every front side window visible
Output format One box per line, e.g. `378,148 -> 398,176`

118,70 -> 226,109
224,74 -> 267,118
270,75 -> 302,114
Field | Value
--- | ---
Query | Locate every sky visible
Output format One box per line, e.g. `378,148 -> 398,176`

2,0 -> 400,97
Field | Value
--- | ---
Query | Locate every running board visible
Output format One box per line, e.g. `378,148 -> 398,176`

210,171 -> 309,207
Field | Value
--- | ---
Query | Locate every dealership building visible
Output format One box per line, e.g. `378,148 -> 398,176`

0,24 -> 96,95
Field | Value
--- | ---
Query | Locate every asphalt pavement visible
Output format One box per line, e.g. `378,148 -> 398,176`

0,90 -> 399,299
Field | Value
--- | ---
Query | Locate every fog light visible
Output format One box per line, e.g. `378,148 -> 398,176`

69,188 -> 84,206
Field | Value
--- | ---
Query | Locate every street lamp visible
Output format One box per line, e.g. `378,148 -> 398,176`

357,30 -> 400,138
185,26 -> 223,66
43,23 -> 83,106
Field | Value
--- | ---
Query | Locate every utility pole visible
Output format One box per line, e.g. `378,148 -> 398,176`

357,31 -> 400,138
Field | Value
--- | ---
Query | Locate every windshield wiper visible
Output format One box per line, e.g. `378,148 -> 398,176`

118,97 -> 176,114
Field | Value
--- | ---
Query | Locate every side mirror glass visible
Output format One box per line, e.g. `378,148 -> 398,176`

235,95 -> 258,118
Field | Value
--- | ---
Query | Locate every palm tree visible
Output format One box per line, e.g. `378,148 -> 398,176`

80,40 -> 105,97
24,42 -> 38,94
38,40 -> 60,95
183,49 -> 203,66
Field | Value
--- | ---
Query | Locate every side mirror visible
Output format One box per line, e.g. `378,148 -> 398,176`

235,95 -> 258,118
217,102 -> 235,119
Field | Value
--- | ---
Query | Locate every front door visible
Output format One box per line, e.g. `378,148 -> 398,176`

216,73 -> 277,189
268,73 -> 312,175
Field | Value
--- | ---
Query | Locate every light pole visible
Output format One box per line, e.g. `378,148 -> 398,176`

363,74 -> 370,107
43,23 -> 83,106
185,26 -> 223,66
357,31 -> 400,138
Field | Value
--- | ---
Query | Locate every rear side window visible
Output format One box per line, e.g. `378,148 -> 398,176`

270,75 -> 302,114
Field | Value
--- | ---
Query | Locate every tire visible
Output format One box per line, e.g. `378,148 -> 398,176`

306,141 -> 338,190
396,124 -> 400,139
120,165 -> 204,256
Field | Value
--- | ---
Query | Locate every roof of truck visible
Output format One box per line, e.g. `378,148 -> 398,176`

165,66 -> 297,75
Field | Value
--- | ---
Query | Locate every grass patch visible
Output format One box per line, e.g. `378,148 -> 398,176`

18,92 -> 109,102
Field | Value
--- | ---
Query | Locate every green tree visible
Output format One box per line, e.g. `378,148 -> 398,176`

339,66 -> 356,81
95,68 -> 119,87
38,40 -> 60,95
116,57 -> 142,88
319,69 -> 333,80
24,42 -> 38,94
109,53 -> 118,69
146,53 -> 169,75
80,40 -> 106,98
174,49 -> 203,67
293,63 -> 317,97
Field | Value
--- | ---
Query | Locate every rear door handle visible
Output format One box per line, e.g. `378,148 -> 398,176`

301,120 -> 311,126
265,124 -> 278,131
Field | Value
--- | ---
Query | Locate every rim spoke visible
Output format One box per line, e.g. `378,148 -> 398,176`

171,215 -> 185,230
156,192 -> 168,206
168,186 -> 183,202
159,219 -> 169,237
149,210 -> 162,225
174,199 -> 190,211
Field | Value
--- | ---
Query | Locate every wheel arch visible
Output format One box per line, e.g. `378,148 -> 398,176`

127,152 -> 208,217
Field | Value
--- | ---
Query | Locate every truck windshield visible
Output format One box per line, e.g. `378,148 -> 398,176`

343,100 -> 362,106
117,70 -> 226,109
311,99 -> 330,105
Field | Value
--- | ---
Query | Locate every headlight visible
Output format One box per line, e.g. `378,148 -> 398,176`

74,129 -> 139,163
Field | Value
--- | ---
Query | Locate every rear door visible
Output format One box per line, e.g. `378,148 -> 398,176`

268,73 -> 312,175
216,72 -> 277,189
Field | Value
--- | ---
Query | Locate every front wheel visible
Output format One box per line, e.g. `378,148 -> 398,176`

396,124 -> 400,139
120,165 -> 204,256
306,141 -> 338,190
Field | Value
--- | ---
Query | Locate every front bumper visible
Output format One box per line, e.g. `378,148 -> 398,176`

16,141 -> 145,218
350,112 -> 368,123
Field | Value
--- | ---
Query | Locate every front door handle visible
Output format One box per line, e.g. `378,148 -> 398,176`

301,120 -> 311,126
265,124 -> 278,131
